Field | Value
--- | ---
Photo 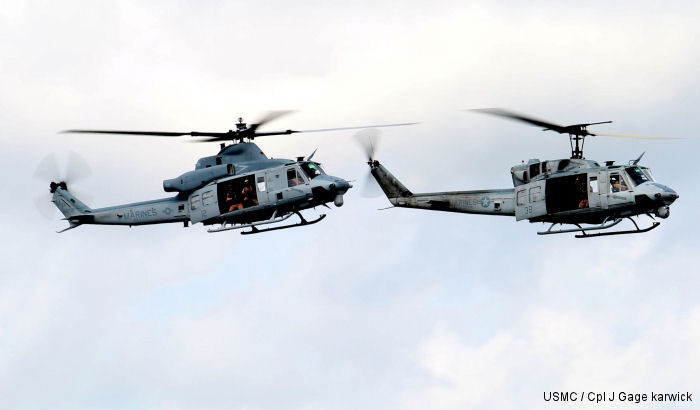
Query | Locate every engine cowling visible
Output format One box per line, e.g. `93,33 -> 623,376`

163,163 -> 234,193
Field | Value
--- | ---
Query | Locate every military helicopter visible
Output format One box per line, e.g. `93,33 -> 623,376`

363,109 -> 679,238
41,111 -> 414,234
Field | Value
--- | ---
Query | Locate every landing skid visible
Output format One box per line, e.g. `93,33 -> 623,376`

537,217 -> 660,238
241,213 -> 326,235
575,218 -> 660,238
207,211 -> 326,235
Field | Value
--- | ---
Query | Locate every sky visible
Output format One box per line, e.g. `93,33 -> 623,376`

1,1 -> 699,409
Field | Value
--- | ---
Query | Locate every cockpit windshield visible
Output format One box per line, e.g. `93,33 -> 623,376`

625,166 -> 653,186
300,162 -> 325,180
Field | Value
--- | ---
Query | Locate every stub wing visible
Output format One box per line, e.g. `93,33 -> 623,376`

368,160 -> 515,216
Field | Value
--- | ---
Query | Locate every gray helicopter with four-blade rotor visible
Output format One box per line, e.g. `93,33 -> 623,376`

362,109 -> 679,238
41,111 -> 414,234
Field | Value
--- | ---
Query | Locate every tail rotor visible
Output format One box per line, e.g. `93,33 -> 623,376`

354,128 -> 383,197
34,152 -> 92,219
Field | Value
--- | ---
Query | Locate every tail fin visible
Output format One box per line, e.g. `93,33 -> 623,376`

50,182 -> 93,232
369,160 -> 413,200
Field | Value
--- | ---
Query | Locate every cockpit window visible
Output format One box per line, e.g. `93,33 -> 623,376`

300,162 -> 325,180
625,167 -> 651,186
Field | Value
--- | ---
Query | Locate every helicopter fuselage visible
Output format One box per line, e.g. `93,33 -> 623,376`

367,156 -> 678,237
49,142 -> 351,233
509,158 -> 678,224
361,108 -> 679,237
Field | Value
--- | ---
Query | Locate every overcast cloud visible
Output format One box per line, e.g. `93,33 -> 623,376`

1,1 -> 699,409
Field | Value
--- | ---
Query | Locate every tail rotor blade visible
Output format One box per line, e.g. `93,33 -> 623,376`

34,153 -> 93,219
361,171 -> 383,198
354,128 -> 382,161
64,151 -> 92,184
34,155 -> 60,220
34,194 -> 56,219
354,128 -> 383,197
34,154 -> 61,181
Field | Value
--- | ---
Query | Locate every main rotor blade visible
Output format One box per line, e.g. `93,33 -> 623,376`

249,110 -> 297,130
64,120 -> 417,143
189,130 -> 296,142
470,108 -> 570,133
64,129 -> 189,136
192,122 -> 417,142
62,129 -> 231,137
253,130 -> 297,136
591,132 -> 679,139
298,122 -> 418,134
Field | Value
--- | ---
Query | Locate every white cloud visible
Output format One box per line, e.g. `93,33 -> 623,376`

405,306 -> 700,410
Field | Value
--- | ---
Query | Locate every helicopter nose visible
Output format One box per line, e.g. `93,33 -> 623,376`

335,179 -> 352,193
653,184 -> 678,204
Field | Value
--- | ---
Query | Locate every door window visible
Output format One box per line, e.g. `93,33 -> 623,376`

589,176 -> 598,193
287,168 -> 305,187
257,176 -> 266,192
190,194 -> 200,210
202,190 -> 214,206
529,186 -> 542,202
517,189 -> 526,206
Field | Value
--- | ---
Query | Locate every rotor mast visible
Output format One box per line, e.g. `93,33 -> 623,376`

565,121 -> 611,159
568,125 -> 590,159
570,131 -> 584,159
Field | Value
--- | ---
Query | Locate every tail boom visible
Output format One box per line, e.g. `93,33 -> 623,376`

50,185 -> 189,231
392,190 -> 515,215
369,161 -> 515,215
